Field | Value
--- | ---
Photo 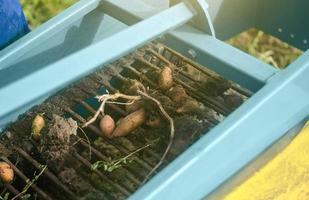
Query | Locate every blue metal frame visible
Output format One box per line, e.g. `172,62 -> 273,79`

129,51 -> 309,200
0,1 -> 308,200
256,0 -> 309,51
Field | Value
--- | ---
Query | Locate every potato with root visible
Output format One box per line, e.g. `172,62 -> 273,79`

158,66 -> 173,91
224,94 -> 243,108
0,161 -> 14,183
99,115 -> 116,138
125,100 -> 144,114
146,115 -> 162,128
202,77 -> 231,97
83,89 -> 174,183
111,108 -> 146,137
125,79 -> 146,95
165,83 -> 206,114
176,98 -> 206,114
166,85 -> 187,104
31,113 -> 45,141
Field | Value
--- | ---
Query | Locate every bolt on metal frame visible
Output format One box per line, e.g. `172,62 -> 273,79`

0,0 -> 308,199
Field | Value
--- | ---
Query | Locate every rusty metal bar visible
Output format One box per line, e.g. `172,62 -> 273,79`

72,151 -> 131,196
122,64 -> 157,88
69,102 -> 159,170
67,105 -> 150,166
118,63 -> 222,125
161,45 -> 252,97
4,184 -> 20,198
138,55 -> 230,114
64,107 -> 153,172
14,147 -> 77,200
145,48 -> 199,83
77,137 -> 141,185
134,56 -> 230,115
65,82 -> 165,165
174,78 -> 230,114
6,160 -> 53,200
77,99 -> 162,161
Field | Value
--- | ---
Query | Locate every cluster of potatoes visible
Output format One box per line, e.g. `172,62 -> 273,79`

99,66 -> 205,138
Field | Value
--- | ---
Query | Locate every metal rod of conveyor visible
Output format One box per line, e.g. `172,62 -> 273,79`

0,2 -> 194,131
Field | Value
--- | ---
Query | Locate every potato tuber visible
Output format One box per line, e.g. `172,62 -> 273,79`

224,94 -> 243,108
158,66 -> 173,91
31,114 -> 45,141
125,100 -> 144,114
112,108 -> 146,137
202,77 -> 231,97
166,85 -> 187,104
99,115 -> 116,138
126,79 -> 146,95
176,98 -> 205,114
146,116 -> 162,128
0,161 -> 14,183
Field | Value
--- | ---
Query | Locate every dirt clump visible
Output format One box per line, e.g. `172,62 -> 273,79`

79,190 -> 106,200
201,77 -> 231,97
58,168 -> 92,196
169,115 -> 208,157
0,143 -> 12,158
40,114 -> 77,172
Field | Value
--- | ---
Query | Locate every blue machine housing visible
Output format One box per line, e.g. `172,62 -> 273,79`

0,0 -> 308,199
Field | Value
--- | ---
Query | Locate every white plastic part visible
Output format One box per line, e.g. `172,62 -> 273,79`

197,0 -> 216,38
112,0 -> 169,18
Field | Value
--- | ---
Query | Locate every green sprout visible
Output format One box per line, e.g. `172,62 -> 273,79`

91,143 -> 154,172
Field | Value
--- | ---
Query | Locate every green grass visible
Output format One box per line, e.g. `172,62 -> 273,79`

21,0 -> 77,28
227,28 -> 302,69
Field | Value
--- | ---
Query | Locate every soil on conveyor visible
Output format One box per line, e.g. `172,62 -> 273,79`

40,114 -> 77,172
0,48 -> 246,199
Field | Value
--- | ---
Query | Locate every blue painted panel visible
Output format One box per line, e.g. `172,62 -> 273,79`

257,0 -> 309,51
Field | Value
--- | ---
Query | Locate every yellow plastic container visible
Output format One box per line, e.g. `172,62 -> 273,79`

224,122 -> 309,200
